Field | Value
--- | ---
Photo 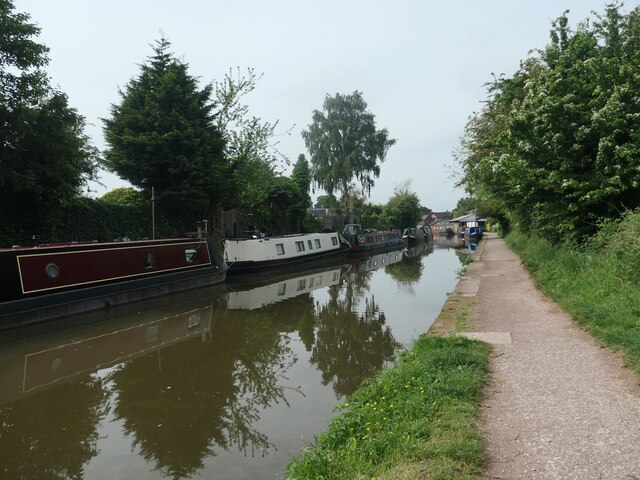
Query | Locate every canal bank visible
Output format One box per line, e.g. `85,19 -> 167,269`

440,233 -> 640,479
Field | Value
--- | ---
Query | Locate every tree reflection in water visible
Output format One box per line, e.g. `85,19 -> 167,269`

0,377 -> 108,480
311,267 -> 400,397
384,243 -> 432,294
108,305 -> 301,479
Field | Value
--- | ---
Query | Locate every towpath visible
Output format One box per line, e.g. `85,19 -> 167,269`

455,233 -> 640,479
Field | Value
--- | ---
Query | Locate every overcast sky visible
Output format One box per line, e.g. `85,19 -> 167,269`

14,0 -> 630,211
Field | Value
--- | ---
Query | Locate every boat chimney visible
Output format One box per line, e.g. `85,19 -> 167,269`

196,220 -> 208,239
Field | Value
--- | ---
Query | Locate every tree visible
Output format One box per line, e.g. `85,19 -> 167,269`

103,37 -> 227,226
213,67 -> 289,174
383,181 -> 421,229
291,154 -> 311,201
314,194 -> 340,210
452,196 -> 478,218
0,0 -> 98,240
213,67 -> 299,230
302,91 -> 396,223
457,4 -> 640,243
100,187 -> 146,207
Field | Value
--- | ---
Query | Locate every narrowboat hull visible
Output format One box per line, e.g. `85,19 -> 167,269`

223,232 -> 351,275
0,236 -> 228,330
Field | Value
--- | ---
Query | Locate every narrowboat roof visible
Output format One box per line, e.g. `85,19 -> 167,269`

0,237 -> 200,253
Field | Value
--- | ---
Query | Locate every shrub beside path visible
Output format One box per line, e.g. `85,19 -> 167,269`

458,233 -> 640,479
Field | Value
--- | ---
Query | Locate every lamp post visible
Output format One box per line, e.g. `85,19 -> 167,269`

151,186 -> 155,240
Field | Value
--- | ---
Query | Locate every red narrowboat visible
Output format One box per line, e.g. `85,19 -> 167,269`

0,233 -> 228,330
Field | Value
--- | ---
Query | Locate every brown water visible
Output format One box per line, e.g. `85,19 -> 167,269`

0,241 -> 466,479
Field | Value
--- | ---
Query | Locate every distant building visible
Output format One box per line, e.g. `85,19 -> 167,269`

431,218 -> 455,235
423,211 -> 452,226
451,213 -> 486,236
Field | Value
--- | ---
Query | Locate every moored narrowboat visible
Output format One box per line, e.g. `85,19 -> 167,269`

0,230 -> 228,330
223,231 -> 351,275
341,224 -> 403,253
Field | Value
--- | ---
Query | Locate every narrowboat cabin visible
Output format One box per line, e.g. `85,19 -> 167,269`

0,230 -> 228,330
402,225 -> 432,246
223,231 -> 351,275
341,224 -> 403,253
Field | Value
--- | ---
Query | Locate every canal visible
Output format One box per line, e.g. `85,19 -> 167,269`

0,239 -> 467,479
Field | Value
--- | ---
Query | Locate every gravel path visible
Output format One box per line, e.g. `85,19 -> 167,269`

460,234 -> 640,480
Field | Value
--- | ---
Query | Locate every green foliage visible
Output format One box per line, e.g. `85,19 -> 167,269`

0,0 -> 98,235
0,196 -> 175,247
383,182 -> 421,229
361,203 -> 390,230
452,196 -> 477,218
103,36 -> 228,222
507,221 -> 640,372
302,91 -> 396,222
261,176 -> 309,233
286,336 -> 490,479
291,154 -> 312,207
457,4 -> 640,243
315,194 -> 341,211
100,187 -> 146,207
213,67 -> 289,172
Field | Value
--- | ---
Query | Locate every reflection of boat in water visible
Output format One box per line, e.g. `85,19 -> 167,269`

0,225 -> 228,330
433,234 -> 470,250
347,248 -> 404,275
0,287 -> 228,407
341,224 -> 403,254
403,240 -> 434,259
226,264 -> 349,310
223,232 -> 351,275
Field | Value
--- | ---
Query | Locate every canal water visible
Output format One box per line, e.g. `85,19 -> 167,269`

0,239 -> 467,480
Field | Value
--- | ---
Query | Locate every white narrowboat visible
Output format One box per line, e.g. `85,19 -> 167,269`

223,232 -> 351,275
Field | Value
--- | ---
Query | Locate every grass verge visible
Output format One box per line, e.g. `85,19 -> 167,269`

507,229 -> 640,372
286,336 -> 491,480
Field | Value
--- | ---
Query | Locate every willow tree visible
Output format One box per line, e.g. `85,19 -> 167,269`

302,91 -> 396,223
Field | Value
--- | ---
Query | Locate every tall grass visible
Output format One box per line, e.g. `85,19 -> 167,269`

286,336 -> 491,480
507,211 -> 640,372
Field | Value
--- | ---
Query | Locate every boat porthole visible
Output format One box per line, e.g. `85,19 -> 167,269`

50,357 -> 62,372
45,263 -> 59,279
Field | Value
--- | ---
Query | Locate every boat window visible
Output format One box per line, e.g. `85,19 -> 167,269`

45,263 -> 59,279
276,243 -> 285,255
145,325 -> 159,343
296,241 -> 305,252
142,251 -> 155,269
315,239 -> 321,248
309,277 -> 315,288
307,240 -> 313,250
331,236 -> 338,246
277,283 -> 286,296
185,248 -> 197,263
188,313 -> 201,328
297,279 -> 307,291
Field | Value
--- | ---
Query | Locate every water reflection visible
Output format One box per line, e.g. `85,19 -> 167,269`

312,289 -> 398,397
0,244 -> 464,479
0,376 -> 107,479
